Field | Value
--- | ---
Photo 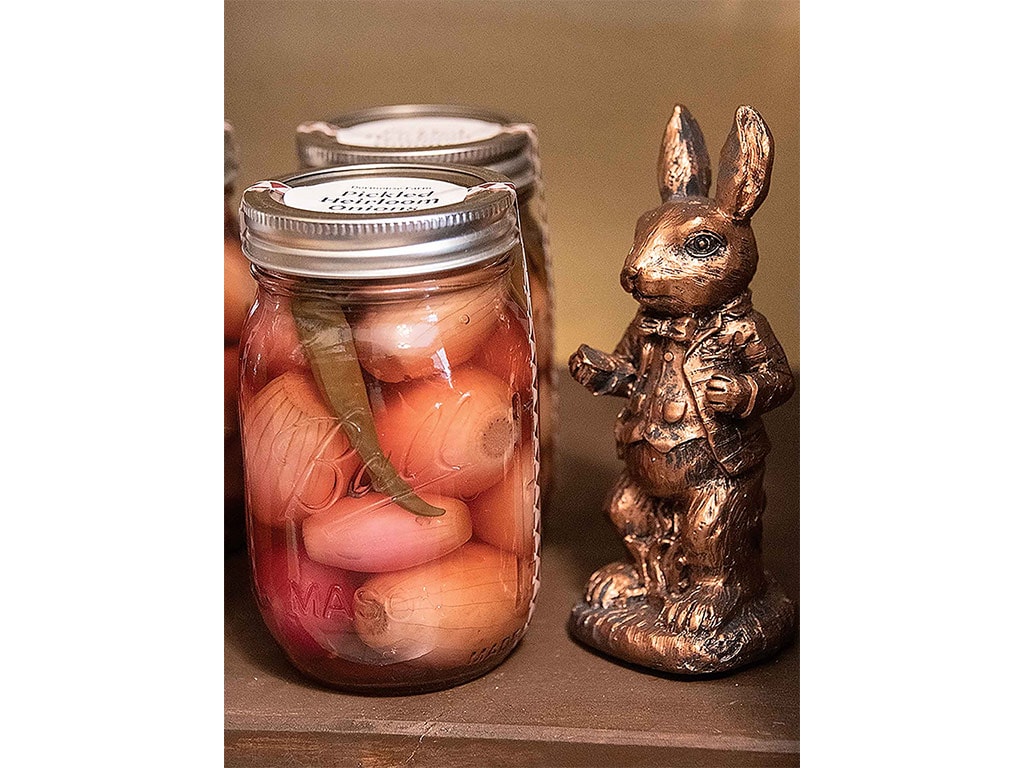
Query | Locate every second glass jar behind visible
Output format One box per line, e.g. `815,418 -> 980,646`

296,104 -> 557,506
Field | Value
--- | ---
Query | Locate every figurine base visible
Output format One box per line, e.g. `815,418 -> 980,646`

569,579 -> 796,676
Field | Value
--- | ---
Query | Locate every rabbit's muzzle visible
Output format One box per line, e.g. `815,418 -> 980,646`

620,248 -> 681,311
620,243 -> 664,296
620,262 -> 640,293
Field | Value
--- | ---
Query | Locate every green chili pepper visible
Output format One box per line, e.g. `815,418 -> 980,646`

291,296 -> 445,517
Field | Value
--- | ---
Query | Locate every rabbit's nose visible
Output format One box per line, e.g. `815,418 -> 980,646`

620,264 -> 639,292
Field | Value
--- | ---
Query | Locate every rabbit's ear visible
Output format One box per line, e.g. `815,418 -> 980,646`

715,106 -> 774,220
658,105 -> 711,202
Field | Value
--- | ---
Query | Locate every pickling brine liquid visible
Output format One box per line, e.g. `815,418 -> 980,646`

239,265 -> 540,692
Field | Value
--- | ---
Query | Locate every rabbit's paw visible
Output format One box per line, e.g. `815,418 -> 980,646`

585,561 -> 645,608
662,582 -> 742,634
569,345 -> 636,397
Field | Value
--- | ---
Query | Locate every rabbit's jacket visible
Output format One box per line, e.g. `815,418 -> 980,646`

612,290 -> 793,477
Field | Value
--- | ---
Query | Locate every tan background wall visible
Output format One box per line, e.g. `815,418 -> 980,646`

225,0 -> 799,368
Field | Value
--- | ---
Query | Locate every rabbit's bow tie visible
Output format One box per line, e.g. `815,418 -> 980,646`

636,314 -> 700,343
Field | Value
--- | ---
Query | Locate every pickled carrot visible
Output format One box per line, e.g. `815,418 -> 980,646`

303,492 -> 472,572
469,448 -> 538,556
375,366 -> 516,499
473,307 -> 534,396
352,541 -> 528,666
352,283 -> 501,382
291,297 -> 444,517
243,371 -> 361,526
243,296 -> 310,388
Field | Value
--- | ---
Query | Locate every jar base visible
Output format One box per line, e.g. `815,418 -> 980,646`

281,642 -> 523,695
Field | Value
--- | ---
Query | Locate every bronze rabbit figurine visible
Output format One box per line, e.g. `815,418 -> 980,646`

568,104 -> 795,675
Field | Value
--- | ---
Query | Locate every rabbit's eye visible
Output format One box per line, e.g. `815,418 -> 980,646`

684,231 -> 725,258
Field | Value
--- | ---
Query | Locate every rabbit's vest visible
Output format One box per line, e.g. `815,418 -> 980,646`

614,291 -> 784,477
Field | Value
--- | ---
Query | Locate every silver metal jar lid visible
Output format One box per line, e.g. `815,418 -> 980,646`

239,164 -> 520,280
295,104 -> 541,191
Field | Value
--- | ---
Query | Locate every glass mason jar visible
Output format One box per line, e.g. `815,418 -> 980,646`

296,105 -> 557,507
238,164 -> 540,693
224,121 -> 254,554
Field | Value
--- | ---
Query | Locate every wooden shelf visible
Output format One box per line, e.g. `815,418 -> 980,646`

225,372 -> 800,766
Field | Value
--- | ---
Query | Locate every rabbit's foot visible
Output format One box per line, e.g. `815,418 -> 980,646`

585,561 -> 646,608
661,582 -> 743,634
659,585 -> 704,630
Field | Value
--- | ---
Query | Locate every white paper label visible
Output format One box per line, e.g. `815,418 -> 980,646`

333,116 -> 503,148
282,177 -> 469,214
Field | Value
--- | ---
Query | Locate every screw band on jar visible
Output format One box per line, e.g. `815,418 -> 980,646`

240,166 -> 522,280
295,104 -> 541,191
